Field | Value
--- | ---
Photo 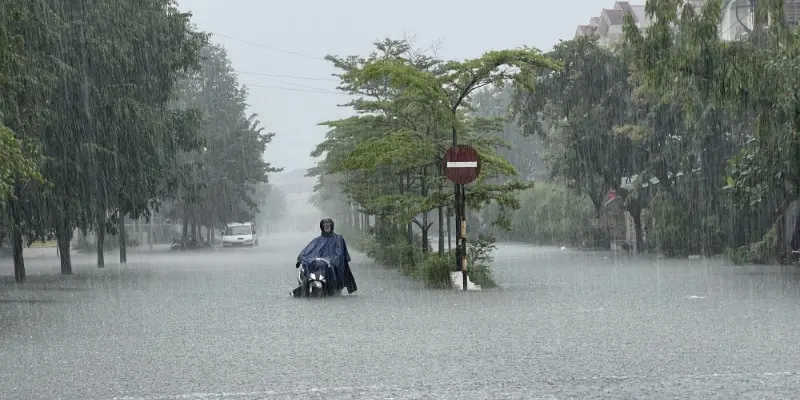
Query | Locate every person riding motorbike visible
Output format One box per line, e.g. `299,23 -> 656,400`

293,218 -> 357,295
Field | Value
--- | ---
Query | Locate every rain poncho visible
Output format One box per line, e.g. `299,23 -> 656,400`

296,232 -> 357,293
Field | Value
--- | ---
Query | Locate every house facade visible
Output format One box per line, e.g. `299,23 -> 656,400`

576,0 -> 800,44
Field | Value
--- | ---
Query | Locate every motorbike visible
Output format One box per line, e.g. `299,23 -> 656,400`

293,257 -> 340,298
171,237 -> 212,251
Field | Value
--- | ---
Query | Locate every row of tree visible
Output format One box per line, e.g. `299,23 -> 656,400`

312,0 -> 800,281
0,0 -> 280,282
308,39 -> 560,286
481,0 -> 799,262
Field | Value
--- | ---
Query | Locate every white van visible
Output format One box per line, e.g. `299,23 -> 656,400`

222,222 -> 259,247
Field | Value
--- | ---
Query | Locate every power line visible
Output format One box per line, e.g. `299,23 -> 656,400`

235,70 -> 339,82
241,82 -> 350,95
270,78 -> 338,92
211,33 -> 327,61
235,70 -> 342,91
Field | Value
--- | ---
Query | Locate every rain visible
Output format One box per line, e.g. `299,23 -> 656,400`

2,0 -> 800,399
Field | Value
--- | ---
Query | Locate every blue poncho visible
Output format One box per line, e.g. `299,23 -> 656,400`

297,232 -> 352,289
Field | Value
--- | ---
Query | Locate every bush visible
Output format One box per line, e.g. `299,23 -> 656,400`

340,224 -> 499,289
419,254 -> 453,289
646,192 -> 695,257
480,182 -> 596,247
724,223 -> 779,265
646,191 -> 728,257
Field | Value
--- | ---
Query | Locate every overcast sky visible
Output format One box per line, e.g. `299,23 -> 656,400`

177,0 -> 606,174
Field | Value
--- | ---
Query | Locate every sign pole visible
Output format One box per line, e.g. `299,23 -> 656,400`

443,145 -> 481,291
451,128 -> 461,290
453,181 -> 462,283
460,185 -> 467,291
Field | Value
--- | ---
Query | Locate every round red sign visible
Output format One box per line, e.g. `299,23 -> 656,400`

443,145 -> 481,185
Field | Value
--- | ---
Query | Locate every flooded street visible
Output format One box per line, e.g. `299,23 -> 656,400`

2,233 -> 800,399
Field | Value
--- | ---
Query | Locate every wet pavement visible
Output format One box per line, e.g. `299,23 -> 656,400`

2,233 -> 800,399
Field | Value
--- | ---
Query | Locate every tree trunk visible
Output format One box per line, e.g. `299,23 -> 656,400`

11,228 -> 24,283
446,206 -> 452,251
407,222 -> 413,245
190,217 -> 197,242
437,206 -> 445,254
149,211 -> 154,251
57,217 -> 73,274
631,208 -> 644,254
421,210 -> 429,253
9,190 -> 25,282
776,205 -> 788,264
206,226 -> 211,244
119,212 -> 127,264
181,213 -> 189,245
97,215 -> 105,268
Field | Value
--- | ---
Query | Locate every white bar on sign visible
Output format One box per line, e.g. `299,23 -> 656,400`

447,161 -> 478,168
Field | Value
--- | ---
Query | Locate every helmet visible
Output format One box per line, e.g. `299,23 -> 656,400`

320,217 -> 334,233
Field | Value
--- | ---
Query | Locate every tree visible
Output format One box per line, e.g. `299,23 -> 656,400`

166,43 -> 281,244
255,183 -> 288,233
0,126 -> 42,201
512,36 -> 637,249
623,0 -> 800,260
310,38 -> 558,284
471,87 -> 548,181
1,0 -> 207,280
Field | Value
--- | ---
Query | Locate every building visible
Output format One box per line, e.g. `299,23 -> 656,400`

577,0 -> 800,44
719,0 -> 800,41
574,1 -> 651,45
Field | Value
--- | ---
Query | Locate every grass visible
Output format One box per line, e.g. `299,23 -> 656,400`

28,241 -> 58,248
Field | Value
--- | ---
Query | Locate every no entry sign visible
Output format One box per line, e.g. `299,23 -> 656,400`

443,145 -> 481,185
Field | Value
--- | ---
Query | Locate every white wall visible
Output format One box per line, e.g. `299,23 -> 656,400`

719,0 -> 752,41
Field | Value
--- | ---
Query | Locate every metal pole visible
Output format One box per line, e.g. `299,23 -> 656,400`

452,122 -> 465,289
460,185 -> 468,291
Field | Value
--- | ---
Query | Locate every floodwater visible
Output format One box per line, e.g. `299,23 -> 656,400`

1,232 -> 799,399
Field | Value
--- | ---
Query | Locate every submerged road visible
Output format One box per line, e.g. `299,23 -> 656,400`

2,232 -> 800,399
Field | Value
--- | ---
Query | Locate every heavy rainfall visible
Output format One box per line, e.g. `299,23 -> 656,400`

2,0 -> 800,399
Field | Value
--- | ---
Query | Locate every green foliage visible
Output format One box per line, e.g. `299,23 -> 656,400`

311,38 -> 560,286
494,0 -> 800,262
622,0 -> 800,262
645,192 -> 696,257
0,124 -> 43,200
343,224 -> 498,288
725,224 -> 780,265
0,0 -> 280,279
418,255 -> 454,289
341,226 -> 421,275
165,44 -> 281,232
481,182 -> 596,247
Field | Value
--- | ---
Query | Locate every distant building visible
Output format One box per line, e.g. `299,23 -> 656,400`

574,2 -> 651,46
719,0 -> 800,41
576,0 -> 800,44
